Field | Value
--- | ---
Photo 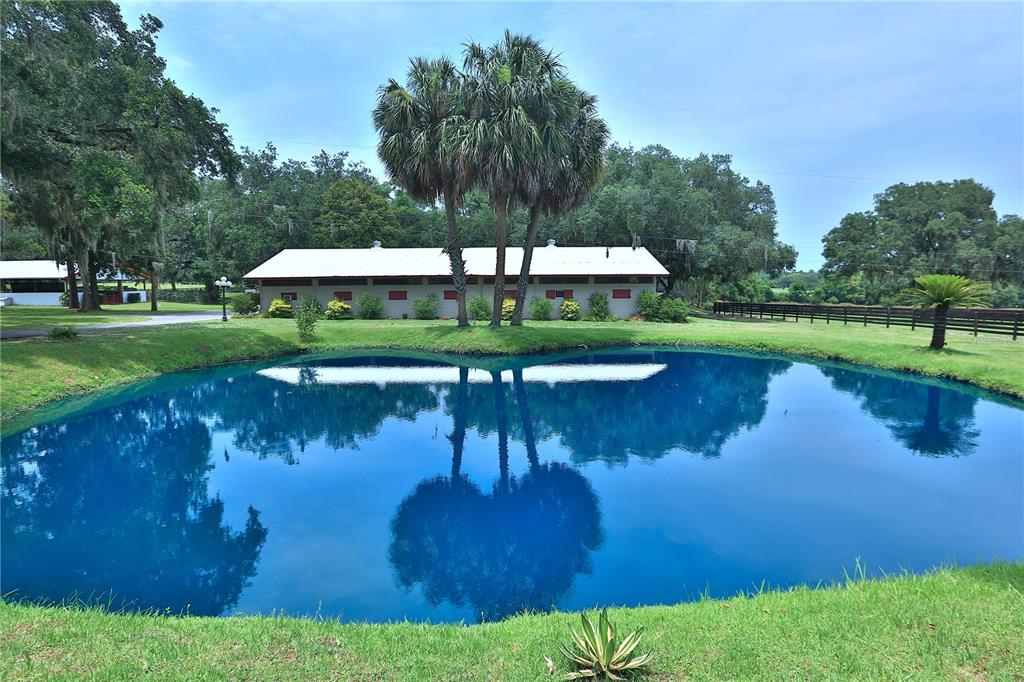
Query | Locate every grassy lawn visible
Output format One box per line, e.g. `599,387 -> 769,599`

0,303 -> 224,330
1,316 -> 1021,425
2,563 -> 1021,681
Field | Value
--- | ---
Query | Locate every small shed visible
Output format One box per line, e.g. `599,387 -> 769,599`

0,261 -> 68,306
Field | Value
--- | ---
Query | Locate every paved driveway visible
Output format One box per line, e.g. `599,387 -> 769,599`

0,312 -> 224,340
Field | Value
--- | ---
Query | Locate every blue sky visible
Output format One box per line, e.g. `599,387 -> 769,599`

122,1 -> 1023,269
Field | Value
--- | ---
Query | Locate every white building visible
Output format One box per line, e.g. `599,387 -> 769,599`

244,241 -> 669,319
0,261 -> 68,306
0,261 -> 148,306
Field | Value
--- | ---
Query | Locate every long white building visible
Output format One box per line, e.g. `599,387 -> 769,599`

244,241 -> 669,319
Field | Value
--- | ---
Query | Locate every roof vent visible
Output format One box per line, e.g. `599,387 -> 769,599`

371,240 -> 382,249
546,239 -> 556,248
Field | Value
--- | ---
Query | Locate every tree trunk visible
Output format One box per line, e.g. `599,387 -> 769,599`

442,183 -> 469,327
170,280 -> 177,291
492,370 -> 509,493
490,199 -> 508,328
510,202 -> 543,326
89,267 -> 101,309
448,366 -> 469,478
66,267 -> 80,309
73,244 -> 93,312
149,266 -> 159,312
930,303 -> 948,349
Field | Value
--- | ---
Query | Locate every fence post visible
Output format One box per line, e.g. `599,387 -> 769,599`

973,312 -> 979,337
843,307 -> 848,325
1014,313 -> 1020,341
863,312 -> 867,327
810,307 -> 814,324
826,309 -> 830,324
886,307 -> 890,328
911,310 -> 916,331
795,306 -> 799,323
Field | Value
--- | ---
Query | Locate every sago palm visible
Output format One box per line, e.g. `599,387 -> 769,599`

510,86 -> 609,325
373,57 -> 471,326
902,274 -> 991,349
461,31 -> 559,327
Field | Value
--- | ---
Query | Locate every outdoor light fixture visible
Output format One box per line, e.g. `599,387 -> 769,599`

215,276 -> 232,322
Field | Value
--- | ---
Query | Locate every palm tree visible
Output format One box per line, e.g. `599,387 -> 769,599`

461,32 -> 560,327
373,57 -> 471,326
510,87 -> 609,325
902,274 -> 991,349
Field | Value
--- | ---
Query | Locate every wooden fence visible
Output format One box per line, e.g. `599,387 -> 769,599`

712,301 -> 1022,339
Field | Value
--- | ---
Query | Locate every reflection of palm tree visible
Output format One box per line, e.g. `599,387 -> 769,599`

823,368 -> 979,457
447,367 -> 469,478
389,369 -> 603,621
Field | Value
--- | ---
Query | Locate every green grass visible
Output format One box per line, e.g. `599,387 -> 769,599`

2,563 -> 1021,681
1,316 -> 1021,425
0,303 -> 224,330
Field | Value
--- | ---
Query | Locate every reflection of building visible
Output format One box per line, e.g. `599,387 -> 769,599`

257,363 -> 668,386
243,241 -> 669,319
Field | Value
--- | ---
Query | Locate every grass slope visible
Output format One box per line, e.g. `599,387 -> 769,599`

0,303 -> 223,330
1,317 -> 1022,424
2,564 -> 1022,681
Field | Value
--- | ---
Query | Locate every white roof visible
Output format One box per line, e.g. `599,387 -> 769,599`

244,246 -> 669,279
0,260 -> 68,280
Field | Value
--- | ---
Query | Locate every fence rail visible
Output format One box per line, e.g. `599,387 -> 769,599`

712,301 -> 1022,339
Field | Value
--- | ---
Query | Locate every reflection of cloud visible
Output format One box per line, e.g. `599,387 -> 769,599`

257,364 -> 667,387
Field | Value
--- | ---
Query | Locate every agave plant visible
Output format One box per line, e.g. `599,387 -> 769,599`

558,609 -> 653,680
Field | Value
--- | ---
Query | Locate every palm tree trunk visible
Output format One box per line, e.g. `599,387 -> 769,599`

443,183 -> 469,327
930,303 -> 948,349
510,202 -> 543,326
491,199 -> 508,328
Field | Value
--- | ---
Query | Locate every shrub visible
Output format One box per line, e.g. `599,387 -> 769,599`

529,296 -> 553,320
585,291 -> 613,321
657,297 -> 689,323
560,298 -> 581,321
412,294 -> 440,320
267,297 -> 293,318
232,292 -> 259,315
295,296 -> 321,340
324,298 -> 352,320
636,290 -> 661,320
468,296 -> 491,321
47,326 -> 78,341
501,297 -> 515,321
356,293 -> 384,319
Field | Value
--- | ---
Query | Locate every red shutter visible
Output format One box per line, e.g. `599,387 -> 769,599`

334,291 -> 352,301
546,290 -> 557,299
612,289 -> 631,299
443,290 -> 458,300
504,290 -> 517,299
388,290 -> 407,300
563,290 -> 573,299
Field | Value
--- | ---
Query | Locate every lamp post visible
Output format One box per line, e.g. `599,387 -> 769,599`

215,276 -> 232,322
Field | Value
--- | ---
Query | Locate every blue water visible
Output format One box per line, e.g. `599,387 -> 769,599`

2,348 -> 1022,623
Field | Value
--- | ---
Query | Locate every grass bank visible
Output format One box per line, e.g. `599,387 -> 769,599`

0,303 -> 224,331
2,563 -> 1021,681
2,317 -> 1022,424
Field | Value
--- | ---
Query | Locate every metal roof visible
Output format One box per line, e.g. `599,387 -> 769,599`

244,245 -> 669,279
0,260 -> 68,280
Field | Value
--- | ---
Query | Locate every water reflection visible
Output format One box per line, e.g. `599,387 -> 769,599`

823,367 -> 980,456
1,396 -> 267,615
389,368 -> 603,621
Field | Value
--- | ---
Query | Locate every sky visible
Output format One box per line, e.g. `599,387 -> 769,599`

121,1 -> 1023,270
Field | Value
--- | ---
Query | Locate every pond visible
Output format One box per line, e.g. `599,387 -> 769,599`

2,348 -> 1022,623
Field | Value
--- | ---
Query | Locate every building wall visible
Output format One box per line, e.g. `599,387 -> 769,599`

0,292 -> 65,306
254,277 -> 655,319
